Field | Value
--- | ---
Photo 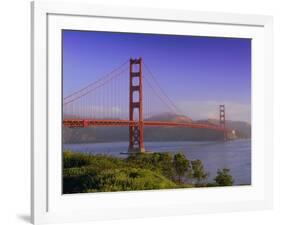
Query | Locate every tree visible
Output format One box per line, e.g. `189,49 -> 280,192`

191,160 -> 208,185
214,168 -> 234,186
173,153 -> 190,183
157,153 -> 175,179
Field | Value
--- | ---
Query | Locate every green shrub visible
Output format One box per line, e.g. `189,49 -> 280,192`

173,153 -> 190,183
63,151 -> 209,193
63,167 -> 99,193
97,168 -> 177,192
63,166 -> 177,193
126,152 -> 175,179
63,151 -> 92,168
191,160 -> 209,184
214,168 -> 234,186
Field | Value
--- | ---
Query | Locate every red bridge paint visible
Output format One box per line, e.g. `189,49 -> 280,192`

128,58 -> 145,152
63,58 -> 227,153
63,119 -> 226,131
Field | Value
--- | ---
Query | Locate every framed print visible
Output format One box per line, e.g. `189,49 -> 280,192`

31,1 -> 273,224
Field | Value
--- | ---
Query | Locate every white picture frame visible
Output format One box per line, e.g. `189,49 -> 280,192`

31,1 -> 273,224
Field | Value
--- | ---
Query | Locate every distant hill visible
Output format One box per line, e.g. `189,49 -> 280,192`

147,112 -> 193,123
63,113 -> 251,144
197,119 -> 251,139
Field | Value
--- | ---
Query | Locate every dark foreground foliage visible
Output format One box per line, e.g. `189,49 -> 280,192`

214,168 -> 234,186
63,151 -> 234,194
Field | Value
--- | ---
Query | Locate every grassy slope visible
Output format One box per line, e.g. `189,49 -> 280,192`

63,151 -> 193,194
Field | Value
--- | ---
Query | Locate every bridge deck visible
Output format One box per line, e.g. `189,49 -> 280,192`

63,119 -> 225,132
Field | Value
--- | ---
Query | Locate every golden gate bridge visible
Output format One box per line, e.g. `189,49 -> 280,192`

63,58 -> 227,153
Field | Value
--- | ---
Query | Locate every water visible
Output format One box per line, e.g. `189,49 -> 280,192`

63,139 -> 251,185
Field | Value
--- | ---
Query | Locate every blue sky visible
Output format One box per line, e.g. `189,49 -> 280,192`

63,30 -> 251,122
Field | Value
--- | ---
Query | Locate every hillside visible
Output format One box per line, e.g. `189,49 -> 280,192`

147,112 -> 193,123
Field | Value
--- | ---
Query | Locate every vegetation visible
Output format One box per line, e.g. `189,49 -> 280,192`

173,153 -> 191,183
63,151 -> 234,194
191,160 -> 209,185
214,168 -> 234,186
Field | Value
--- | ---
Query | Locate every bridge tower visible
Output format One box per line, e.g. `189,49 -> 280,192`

219,104 -> 227,140
128,58 -> 145,153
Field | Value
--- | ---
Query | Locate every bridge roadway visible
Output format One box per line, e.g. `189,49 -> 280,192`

63,119 -> 225,132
